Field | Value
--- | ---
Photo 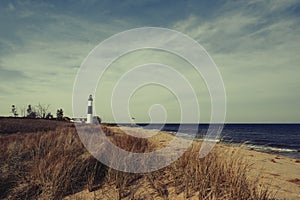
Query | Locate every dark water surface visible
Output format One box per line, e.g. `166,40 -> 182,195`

135,123 -> 300,159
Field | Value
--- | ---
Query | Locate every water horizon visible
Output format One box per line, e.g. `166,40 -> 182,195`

116,123 -> 300,159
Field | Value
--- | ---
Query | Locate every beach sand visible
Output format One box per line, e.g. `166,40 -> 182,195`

65,126 -> 300,200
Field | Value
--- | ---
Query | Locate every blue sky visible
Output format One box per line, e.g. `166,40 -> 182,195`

0,0 -> 300,122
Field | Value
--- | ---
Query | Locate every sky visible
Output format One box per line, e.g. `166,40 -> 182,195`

0,0 -> 300,123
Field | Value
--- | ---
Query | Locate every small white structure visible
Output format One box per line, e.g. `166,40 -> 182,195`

131,117 -> 136,127
87,95 -> 93,124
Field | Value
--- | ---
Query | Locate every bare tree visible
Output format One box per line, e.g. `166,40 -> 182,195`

36,103 -> 50,118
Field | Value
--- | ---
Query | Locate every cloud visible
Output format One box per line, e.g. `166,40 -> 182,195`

171,0 -> 300,122
0,0 -> 299,122
0,66 -> 27,81
0,0 -> 134,116
7,3 -> 15,12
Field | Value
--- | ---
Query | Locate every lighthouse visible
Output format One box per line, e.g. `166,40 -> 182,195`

87,94 -> 93,124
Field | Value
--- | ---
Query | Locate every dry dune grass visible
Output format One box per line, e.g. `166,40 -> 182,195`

0,119 -> 275,200
0,126 -> 105,199
164,144 -> 271,199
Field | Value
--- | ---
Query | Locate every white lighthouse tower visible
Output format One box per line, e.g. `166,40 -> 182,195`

87,94 -> 93,124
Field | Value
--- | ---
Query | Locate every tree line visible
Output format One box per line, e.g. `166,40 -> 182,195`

10,104 -> 65,120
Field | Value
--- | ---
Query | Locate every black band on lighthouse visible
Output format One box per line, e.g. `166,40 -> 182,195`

88,106 -> 92,114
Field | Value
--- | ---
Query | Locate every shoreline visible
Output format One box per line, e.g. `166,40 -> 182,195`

117,125 -> 300,161
131,125 -> 300,160
113,126 -> 300,199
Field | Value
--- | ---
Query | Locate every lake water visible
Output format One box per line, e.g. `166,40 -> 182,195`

136,123 -> 300,159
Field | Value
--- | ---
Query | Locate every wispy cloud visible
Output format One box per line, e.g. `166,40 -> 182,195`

171,0 -> 300,122
0,0 -> 299,122
0,66 -> 27,81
